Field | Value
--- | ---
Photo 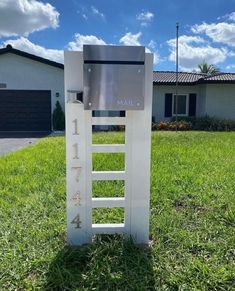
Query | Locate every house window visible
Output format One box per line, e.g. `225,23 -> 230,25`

173,94 -> 188,116
165,93 -> 196,118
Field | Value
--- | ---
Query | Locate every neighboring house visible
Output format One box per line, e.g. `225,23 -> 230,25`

1,44 -> 235,132
0,45 -> 64,132
153,71 -> 235,121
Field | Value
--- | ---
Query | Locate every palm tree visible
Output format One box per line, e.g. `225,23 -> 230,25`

198,61 -> 220,75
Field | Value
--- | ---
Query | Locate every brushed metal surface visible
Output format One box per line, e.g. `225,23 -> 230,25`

83,63 -> 145,110
83,45 -> 145,62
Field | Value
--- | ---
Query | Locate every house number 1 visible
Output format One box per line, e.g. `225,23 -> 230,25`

73,143 -> 79,159
72,166 -> 82,182
72,119 -> 79,135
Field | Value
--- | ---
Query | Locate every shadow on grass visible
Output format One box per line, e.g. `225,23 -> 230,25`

45,235 -> 155,290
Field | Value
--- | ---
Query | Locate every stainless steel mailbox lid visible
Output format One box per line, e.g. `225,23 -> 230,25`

83,45 -> 145,63
83,45 -> 145,110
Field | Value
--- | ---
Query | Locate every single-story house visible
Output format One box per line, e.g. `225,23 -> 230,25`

1,45 -> 235,132
153,71 -> 235,122
0,45 -> 64,132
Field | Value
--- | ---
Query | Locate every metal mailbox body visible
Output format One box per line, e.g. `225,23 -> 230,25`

83,45 -> 145,110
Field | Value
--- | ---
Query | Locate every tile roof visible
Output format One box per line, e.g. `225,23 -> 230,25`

153,71 -> 205,84
204,73 -> 235,82
153,71 -> 235,85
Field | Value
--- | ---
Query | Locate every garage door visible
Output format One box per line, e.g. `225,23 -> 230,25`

0,90 -> 51,131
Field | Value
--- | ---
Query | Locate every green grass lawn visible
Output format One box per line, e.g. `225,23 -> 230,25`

0,131 -> 235,290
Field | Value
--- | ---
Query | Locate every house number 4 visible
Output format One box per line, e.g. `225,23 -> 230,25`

71,214 -> 82,228
70,191 -> 81,206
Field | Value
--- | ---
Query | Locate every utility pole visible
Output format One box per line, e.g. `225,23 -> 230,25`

175,22 -> 179,131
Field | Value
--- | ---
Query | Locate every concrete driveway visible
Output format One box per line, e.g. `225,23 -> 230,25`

0,133 -> 48,156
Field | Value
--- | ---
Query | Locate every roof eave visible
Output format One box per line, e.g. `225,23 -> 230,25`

0,46 -> 64,69
153,80 -> 235,85
203,80 -> 235,84
153,81 -> 199,86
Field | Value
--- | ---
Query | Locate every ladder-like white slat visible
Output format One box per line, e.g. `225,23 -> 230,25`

92,171 -> 126,180
92,144 -> 126,153
92,223 -> 125,234
92,117 -> 126,125
92,197 -> 125,208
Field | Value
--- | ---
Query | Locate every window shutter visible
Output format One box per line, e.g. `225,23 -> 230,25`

188,94 -> 197,116
165,93 -> 172,117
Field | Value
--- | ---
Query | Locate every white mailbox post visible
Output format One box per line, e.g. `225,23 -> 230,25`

64,45 -> 153,245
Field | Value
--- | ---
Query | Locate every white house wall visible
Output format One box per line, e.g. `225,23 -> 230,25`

0,53 -> 64,112
205,84 -> 235,120
152,85 -> 203,121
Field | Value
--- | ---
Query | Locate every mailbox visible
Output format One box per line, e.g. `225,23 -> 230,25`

83,45 -> 145,110
65,47 -> 153,246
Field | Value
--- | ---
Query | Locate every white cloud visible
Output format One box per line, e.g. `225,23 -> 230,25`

228,50 -> 235,57
2,37 -> 63,63
1,33 -> 107,63
67,33 -> 106,50
136,11 -> 154,26
147,41 -> 160,64
192,22 -> 235,47
168,35 -> 228,71
2,31 -> 160,67
82,14 -> 88,20
91,6 -> 105,20
226,64 -> 235,69
146,47 -> 160,65
119,32 -> 159,64
148,40 -> 157,49
0,0 -> 59,37
119,32 -> 142,46
175,35 -> 205,44
227,12 -> 235,21
219,12 -> 235,22
153,52 -> 160,65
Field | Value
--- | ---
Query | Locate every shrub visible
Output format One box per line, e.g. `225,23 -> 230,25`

152,120 -> 192,131
112,125 -> 125,131
171,115 -> 235,131
194,116 -> 235,131
53,101 -> 65,131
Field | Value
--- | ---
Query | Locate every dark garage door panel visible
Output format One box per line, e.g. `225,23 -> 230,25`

0,90 -> 51,131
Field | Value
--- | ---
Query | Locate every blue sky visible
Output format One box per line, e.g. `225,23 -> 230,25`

0,0 -> 235,72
